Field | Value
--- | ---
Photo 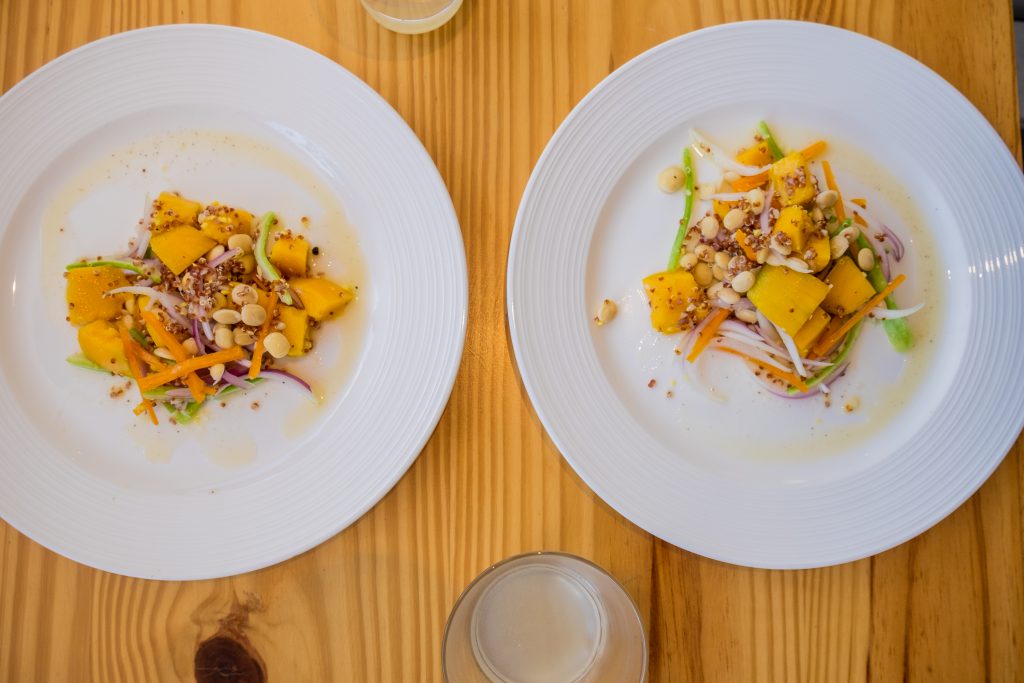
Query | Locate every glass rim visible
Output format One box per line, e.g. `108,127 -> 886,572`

359,0 -> 462,24
441,550 -> 649,682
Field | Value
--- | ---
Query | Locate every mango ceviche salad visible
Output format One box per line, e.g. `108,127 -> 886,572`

64,192 -> 355,424
610,122 -> 922,399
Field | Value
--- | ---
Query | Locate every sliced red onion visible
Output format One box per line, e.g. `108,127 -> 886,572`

164,388 -> 194,399
208,247 -> 241,268
689,129 -> 772,176
753,371 -> 820,399
845,201 -> 905,261
878,246 -> 892,281
191,319 -> 206,356
871,302 -> 924,319
107,285 -> 185,324
219,370 -> 253,390
759,184 -> 775,235
259,368 -> 313,393
772,322 -> 807,377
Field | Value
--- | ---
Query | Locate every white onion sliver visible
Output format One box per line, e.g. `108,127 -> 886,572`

707,192 -> 747,202
689,129 -> 772,176
756,310 -> 782,345
818,382 -> 831,395
721,340 -> 791,372
759,184 -> 774,234
719,331 -> 789,360
871,302 -> 925,319
772,322 -> 807,377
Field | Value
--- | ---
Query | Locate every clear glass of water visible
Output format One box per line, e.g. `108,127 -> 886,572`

360,0 -> 463,34
443,552 -> 647,682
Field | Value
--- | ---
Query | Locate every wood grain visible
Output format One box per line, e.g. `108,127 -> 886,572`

1,0 -> 1021,680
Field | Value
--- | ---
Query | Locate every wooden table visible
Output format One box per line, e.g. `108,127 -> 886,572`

2,1 -> 1022,680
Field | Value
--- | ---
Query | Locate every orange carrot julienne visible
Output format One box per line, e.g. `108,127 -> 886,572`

249,292 -> 278,379
800,140 -> 827,160
821,160 -> 846,222
731,171 -> 768,192
715,345 -> 810,392
140,309 -> 207,403
731,142 -> 827,192
850,198 -> 867,208
139,311 -> 207,402
812,274 -> 907,355
118,325 -> 158,425
734,229 -> 758,261
686,308 -> 730,363
139,346 -> 245,391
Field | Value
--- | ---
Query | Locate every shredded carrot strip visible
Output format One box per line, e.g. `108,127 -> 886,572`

850,198 -> 867,208
734,229 -> 758,261
686,308 -> 730,363
140,309 -> 207,403
731,141 -> 827,191
249,292 -> 279,379
118,326 -> 158,425
139,346 -> 245,391
716,345 -> 810,392
808,317 -> 846,358
800,140 -> 827,160
731,172 -> 768,192
125,339 -> 167,369
853,214 -> 867,227
821,160 -> 846,222
812,274 -> 907,355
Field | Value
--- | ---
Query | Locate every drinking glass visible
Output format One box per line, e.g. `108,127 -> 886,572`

360,0 -> 463,34
442,552 -> 647,682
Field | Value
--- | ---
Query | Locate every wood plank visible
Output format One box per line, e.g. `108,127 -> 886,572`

0,0 -> 1020,680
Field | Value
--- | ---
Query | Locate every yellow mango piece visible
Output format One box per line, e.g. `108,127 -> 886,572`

641,269 -> 706,334
770,152 -> 815,207
747,265 -> 830,337
277,305 -> 309,356
736,142 -> 774,167
66,266 -> 129,326
822,256 -> 876,316
269,234 -> 310,278
289,277 -> 354,321
793,307 -> 831,356
773,205 -> 810,254
803,231 -> 831,273
150,226 -> 217,275
150,192 -> 201,232
713,199 -> 737,222
199,203 -> 253,245
78,320 -> 130,375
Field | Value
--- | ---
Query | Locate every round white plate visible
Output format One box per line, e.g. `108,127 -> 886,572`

508,20 -> 1024,568
0,26 -> 466,579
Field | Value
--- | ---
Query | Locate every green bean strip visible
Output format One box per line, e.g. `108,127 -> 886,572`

129,327 -> 153,350
65,353 -> 107,373
666,147 -> 695,271
66,259 -> 162,284
855,233 -> 912,352
254,211 -> 294,305
757,120 -> 785,161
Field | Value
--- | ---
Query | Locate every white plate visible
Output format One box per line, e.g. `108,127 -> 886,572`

0,26 -> 467,579
508,21 -> 1024,568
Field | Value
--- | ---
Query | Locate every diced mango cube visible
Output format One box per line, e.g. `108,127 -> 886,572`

793,307 -> 831,356
641,269 -> 706,334
199,203 -> 254,245
269,234 -> 310,278
150,192 -> 201,232
277,305 -> 309,356
747,265 -> 831,337
150,226 -> 217,275
289,277 -> 354,321
78,320 -> 130,375
736,142 -> 774,167
773,205 -> 811,253
66,266 -> 129,326
770,153 -> 815,207
822,256 -> 876,316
